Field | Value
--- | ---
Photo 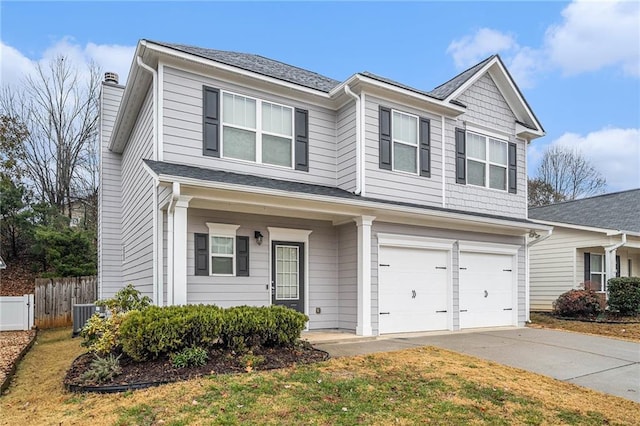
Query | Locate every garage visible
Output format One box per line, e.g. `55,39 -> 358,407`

459,249 -> 516,329
378,244 -> 450,334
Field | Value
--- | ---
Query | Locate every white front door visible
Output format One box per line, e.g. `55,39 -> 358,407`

459,251 -> 515,329
378,246 -> 449,334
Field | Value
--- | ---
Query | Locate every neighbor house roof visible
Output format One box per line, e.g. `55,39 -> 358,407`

149,40 -> 342,93
144,160 -> 542,228
528,189 -> 640,233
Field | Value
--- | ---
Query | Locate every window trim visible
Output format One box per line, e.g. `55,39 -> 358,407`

466,131 -> 509,191
220,90 -> 294,169
391,109 -> 420,175
206,223 -> 240,276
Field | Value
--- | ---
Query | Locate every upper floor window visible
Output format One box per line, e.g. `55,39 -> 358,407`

379,106 -> 430,177
455,127 -> 517,193
222,92 -> 294,168
202,86 -> 309,172
392,111 -> 419,174
466,132 -> 508,191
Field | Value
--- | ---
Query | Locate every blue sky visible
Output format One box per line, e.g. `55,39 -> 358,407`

1,1 -> 639,192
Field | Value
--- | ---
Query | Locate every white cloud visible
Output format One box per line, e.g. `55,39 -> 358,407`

530,128 -> 640,192
545,0 -> 640,77
0,37 -> 135,88
447,0 -> 640,87
447,28 -> 518,69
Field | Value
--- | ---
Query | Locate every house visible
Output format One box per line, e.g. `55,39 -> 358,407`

529,189 -> 640,311
98,39 -> 549,336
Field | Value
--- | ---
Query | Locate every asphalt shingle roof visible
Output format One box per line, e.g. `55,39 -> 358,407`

150,40 -> 342,93
144,160 -> 538,227
528,189 -> 640,233
428,55 -> 496,99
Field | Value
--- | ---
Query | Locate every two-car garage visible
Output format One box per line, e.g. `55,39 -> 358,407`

377,235 -> 518,334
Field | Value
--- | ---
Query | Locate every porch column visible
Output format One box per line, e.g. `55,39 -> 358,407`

354,215 -> 376,336
605,249 -> 616,295
172,196 -> 191,305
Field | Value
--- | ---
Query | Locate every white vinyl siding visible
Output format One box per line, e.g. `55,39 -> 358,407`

337,102 -> 357,192
338,223 -> 357,331
120,88 -> 155,298
161,65 -> 336,186
98,83 -> 125,298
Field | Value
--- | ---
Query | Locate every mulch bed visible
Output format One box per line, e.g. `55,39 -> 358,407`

539,311 -> 640,324
0,330 -> 37,394
64,343 -> 329,393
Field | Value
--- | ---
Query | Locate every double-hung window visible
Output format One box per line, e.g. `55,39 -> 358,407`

466,132 -> 508,190
222,92 -> 293,168
392,110 -> 419,174
206,223 -> 240,276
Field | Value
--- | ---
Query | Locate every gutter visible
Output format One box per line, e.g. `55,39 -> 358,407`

344,85 -> 363,195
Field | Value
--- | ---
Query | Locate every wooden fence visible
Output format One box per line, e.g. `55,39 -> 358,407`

35,276 -> 98,328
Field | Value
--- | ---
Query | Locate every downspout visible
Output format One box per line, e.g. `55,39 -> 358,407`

605,233 -> 627,299
344,85 -> 362,195
441,115 -> 446,208
525,229 -> 553,322
136,55 -> 160,305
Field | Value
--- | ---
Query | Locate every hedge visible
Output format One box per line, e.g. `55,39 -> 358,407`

552,289 -> 602,318
607,277 -> 640,315
119,305 -> 308,361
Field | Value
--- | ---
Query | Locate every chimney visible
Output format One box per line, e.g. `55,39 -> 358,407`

104,72 -> 119,85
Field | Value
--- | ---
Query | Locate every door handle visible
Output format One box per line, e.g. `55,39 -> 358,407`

484,290 -> 488,298
411,290 -> 416,299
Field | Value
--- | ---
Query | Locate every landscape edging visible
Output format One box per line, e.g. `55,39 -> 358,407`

0,329 -> 38,395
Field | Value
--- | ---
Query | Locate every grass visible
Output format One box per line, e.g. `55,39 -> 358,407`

529,312 -> 640,342
2,327 -> 640,425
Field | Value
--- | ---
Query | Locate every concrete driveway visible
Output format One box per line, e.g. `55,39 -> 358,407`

312,328 -> 640,402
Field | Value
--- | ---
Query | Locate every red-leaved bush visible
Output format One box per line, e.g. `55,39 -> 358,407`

552,289 -> 602,318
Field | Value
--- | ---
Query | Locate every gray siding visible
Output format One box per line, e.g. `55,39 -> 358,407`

98,83 -> 124,298
120,88 -> 155,298
445,74 -> 527,218
186,209 -> 339,330
337,102 -> 357,192
337,223 -> 357,330
363,94 -> 443,205
161,66 -> 337,187
371,222 -> 526,334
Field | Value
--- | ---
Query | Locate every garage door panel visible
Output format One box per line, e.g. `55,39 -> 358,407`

460,251 -> 515,329
379,246 -> 449,334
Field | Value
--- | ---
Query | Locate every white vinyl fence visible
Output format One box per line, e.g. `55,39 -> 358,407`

0,294 -> 35,331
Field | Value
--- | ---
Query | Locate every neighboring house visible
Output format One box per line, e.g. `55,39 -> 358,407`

529,189 -> 640,311
98,39 -> 549,336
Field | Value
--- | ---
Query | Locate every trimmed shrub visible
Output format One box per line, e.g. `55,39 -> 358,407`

118,304 -> 308,361
119,305 -> 224,361
552,289 -> 602,318
171,346 -> 209,368
607,277 -> 640,315
96,284 -> 151,314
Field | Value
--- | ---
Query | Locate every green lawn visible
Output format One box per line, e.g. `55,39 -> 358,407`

2,328 -> 639,425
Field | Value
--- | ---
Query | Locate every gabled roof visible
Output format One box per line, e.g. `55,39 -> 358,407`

428,55 -> 496,100
149,41 -> 341,93
144,160 -> 542,229
529,189 -> 640,233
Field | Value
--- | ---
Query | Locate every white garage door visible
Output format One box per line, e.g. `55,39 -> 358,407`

379,246 -> 449,334
459,251 -> 515,329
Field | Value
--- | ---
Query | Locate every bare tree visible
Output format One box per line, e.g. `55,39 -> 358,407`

536,145 -> 606,200
0,56 -> 101,218
528,178 -> 566,207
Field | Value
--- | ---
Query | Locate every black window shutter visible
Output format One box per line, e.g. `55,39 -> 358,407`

236,236 -> 250,277
508,142 -> 517,194
203,86 -> 220,157
195,233 -> 209,276
616,255 -> 621,278
379,106 -> 392,170
294,108 -> 309,171
584,252 -> 591,283
455,128 -> 466,184
419,118 -> 431,177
